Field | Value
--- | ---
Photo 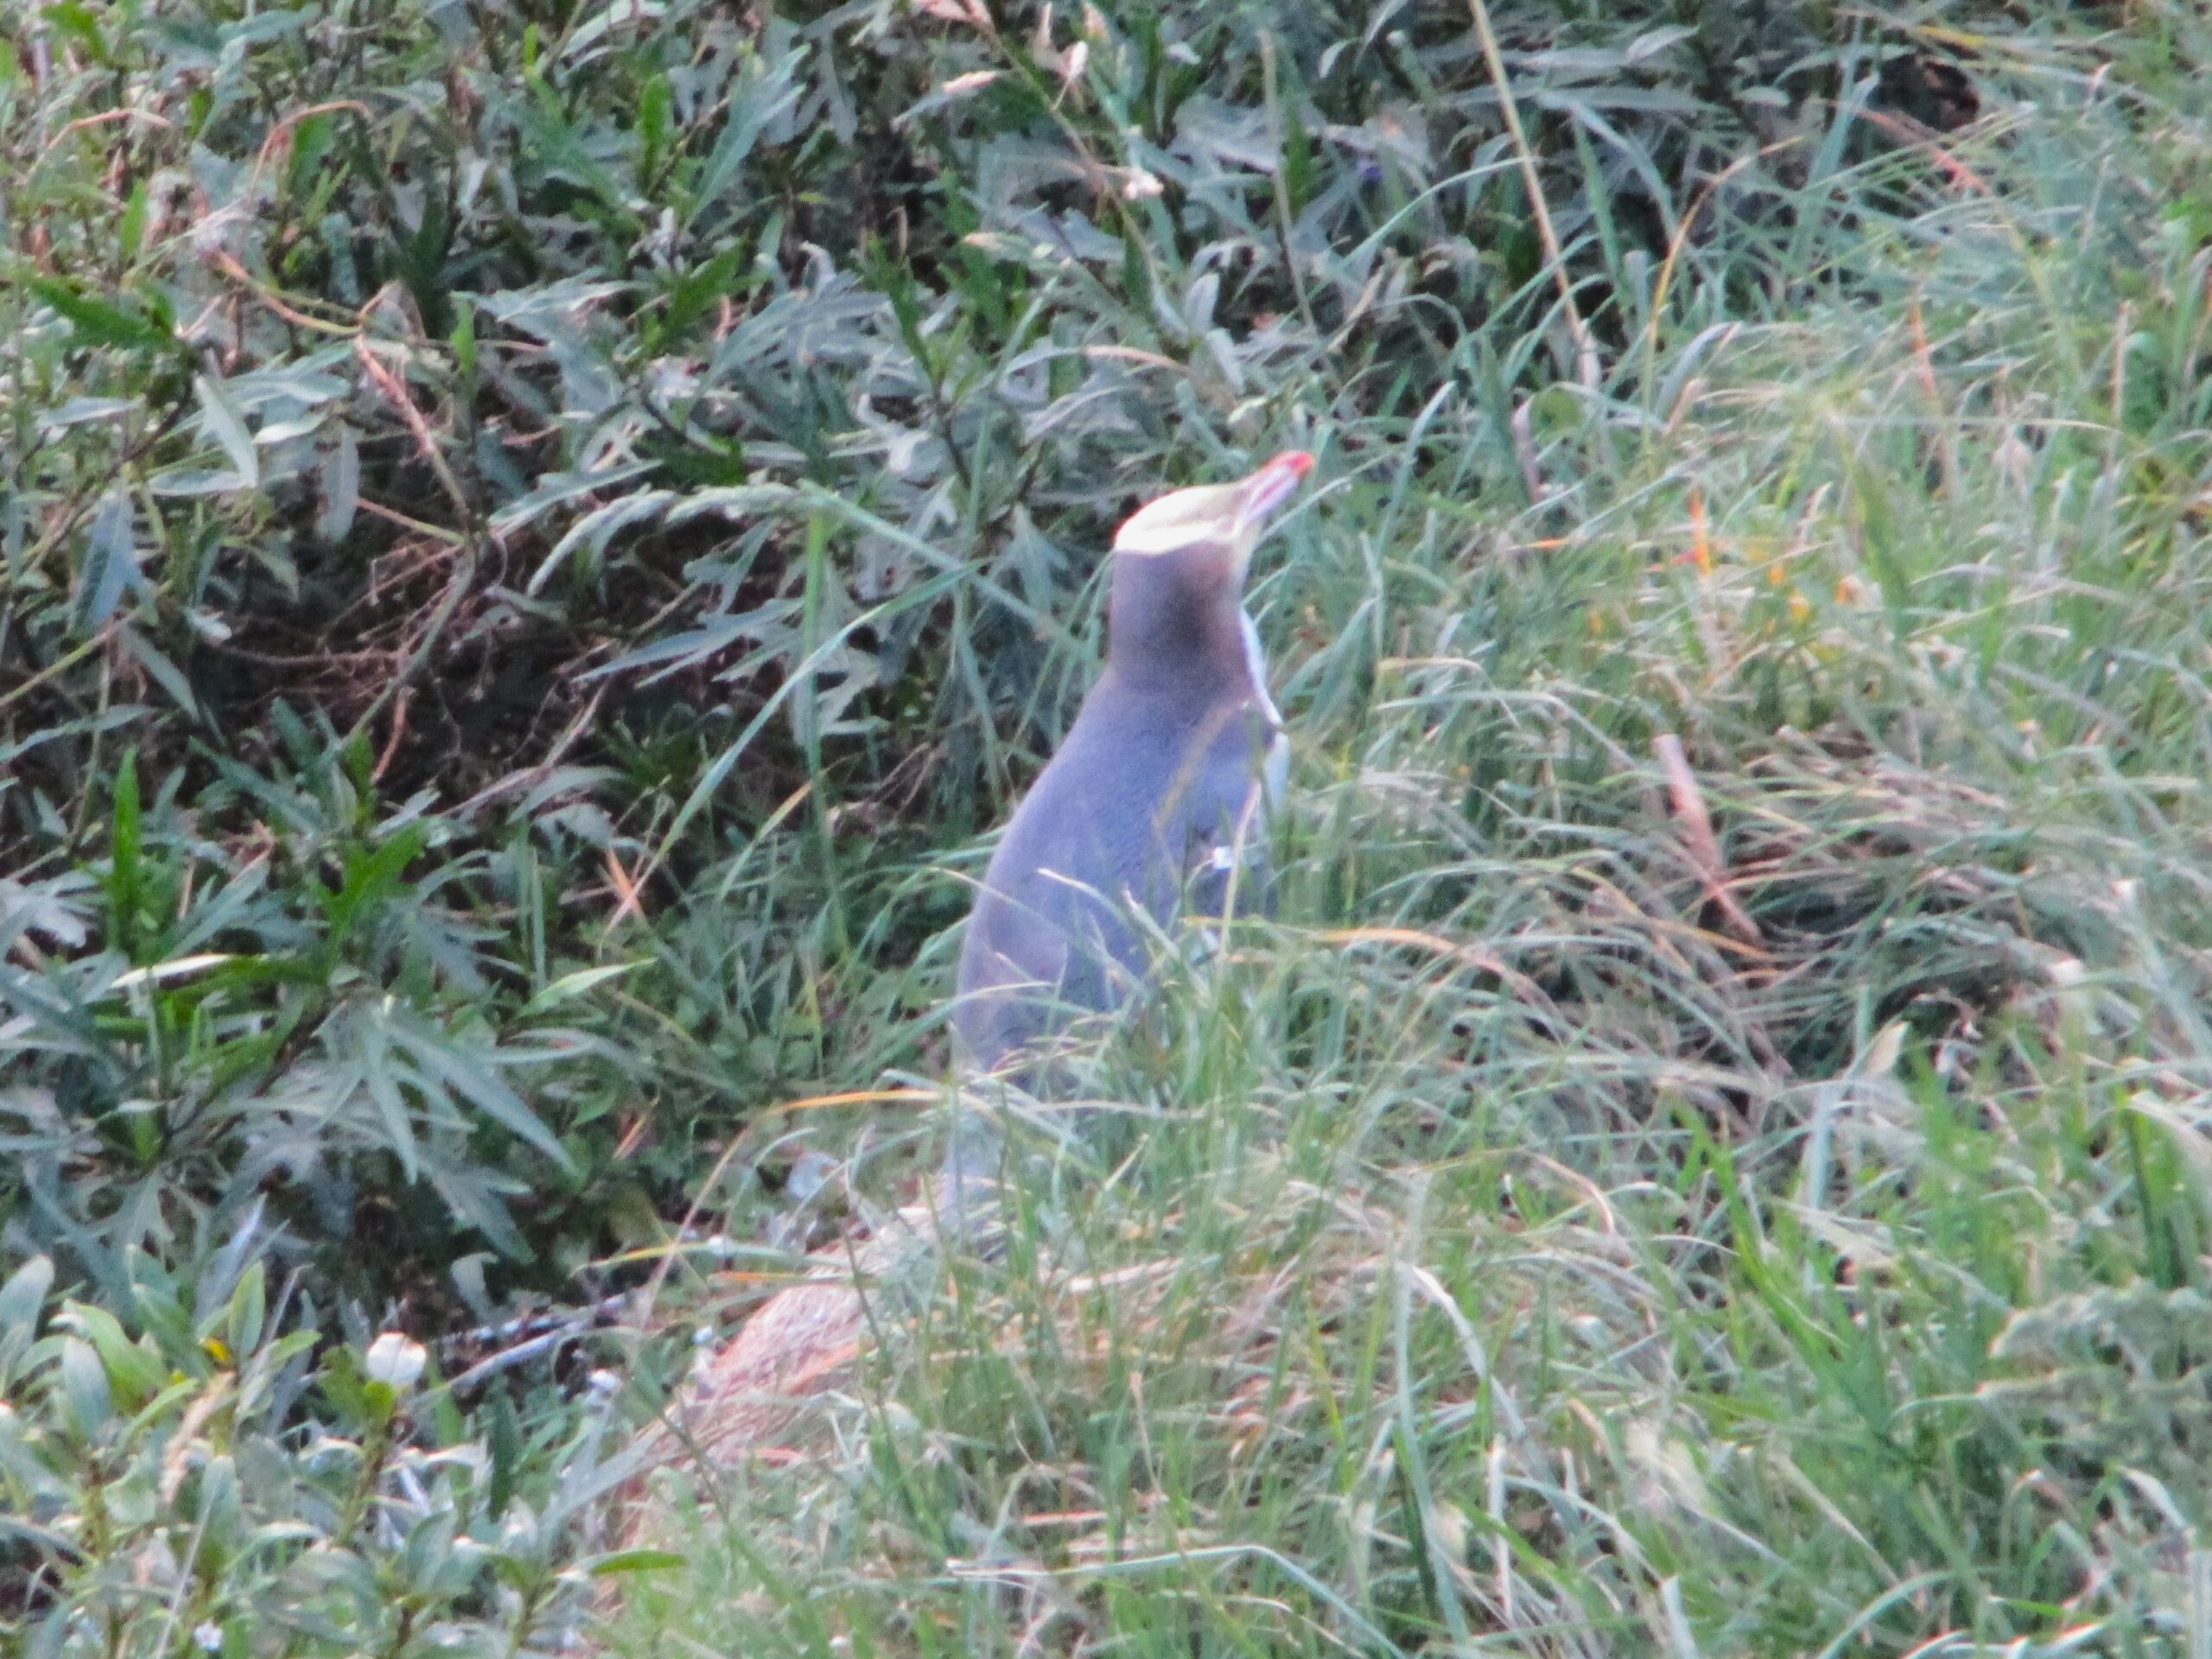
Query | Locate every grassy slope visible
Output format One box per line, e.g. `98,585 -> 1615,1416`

1,0 -> 2209,1654
618,29 -> 2212,1659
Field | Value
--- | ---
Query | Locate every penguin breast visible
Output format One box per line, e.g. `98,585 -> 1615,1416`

953,674 -> 1279,1071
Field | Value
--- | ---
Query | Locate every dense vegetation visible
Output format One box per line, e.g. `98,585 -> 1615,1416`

3,0 -> 2209,1651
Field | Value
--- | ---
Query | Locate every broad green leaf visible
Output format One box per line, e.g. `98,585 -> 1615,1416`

40,3 -> 109,63
523,961 -> 642,1014
285,108 -> 337,198
107,751 -> 143,958
58,1337 -> 113,1439
30,277 -> 172,353
59,1302 -> 164,1410
486,1388 -> 520,1522
118,180 -> 150,260
226,1262 -> 267,1360
638,71 -> 673,182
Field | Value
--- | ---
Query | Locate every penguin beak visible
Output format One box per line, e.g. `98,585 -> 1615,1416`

1231,450 -> 1315,541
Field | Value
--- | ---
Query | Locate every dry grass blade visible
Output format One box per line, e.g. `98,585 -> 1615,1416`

1652,733 -> 1764,948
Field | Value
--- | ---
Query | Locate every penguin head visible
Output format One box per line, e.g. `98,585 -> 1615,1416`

1112,450 -> 1314,578
1103,451 -> 1313,688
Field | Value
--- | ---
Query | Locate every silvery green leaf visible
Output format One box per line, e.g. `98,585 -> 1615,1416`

0,1255 -> 53,1374
119,626 -> 199,719
690,44 -> 805,224
318,426 -> 359,543
37,397 -> 137,433
256,411 -> 328,444
548,332 -> 622,417
527,487 -> 676,594
1173,98 -> 1279,173
195,373 -> 260,486
225,364 -> 350,409
422,1160 -> 530,1259
0,872 -> 89,945
559,0 -> 666,60
147,467 -> 250,497
590,605 -> 791,680
1625,24 -> 1697,63
490,461 -> 657,542
72,489 -> 139,634
405,1034 -> 575,1173
1183,270 -> 1220,334
474,279 -> 629,337
1532,86 -> 1707,116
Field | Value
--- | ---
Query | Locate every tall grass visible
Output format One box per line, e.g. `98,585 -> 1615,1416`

2,0 -> 2209,1652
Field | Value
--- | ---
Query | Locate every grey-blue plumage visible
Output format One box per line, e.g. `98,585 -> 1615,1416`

953,646 -> 1277,1065
944,454 -> 1312,1192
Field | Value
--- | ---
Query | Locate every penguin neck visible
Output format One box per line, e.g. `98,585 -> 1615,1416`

1104,545 -> 1259,701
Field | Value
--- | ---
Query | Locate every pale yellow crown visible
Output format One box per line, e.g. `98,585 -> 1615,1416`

1112,483 -> 1247,556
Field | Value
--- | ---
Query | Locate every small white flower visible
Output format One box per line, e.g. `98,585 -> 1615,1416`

363,1332 -> 427,1391
1120,168 -> 1165,200
194,1622 -> 222,1653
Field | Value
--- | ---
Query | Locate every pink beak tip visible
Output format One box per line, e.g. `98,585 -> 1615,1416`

1225,448 -> 1316,537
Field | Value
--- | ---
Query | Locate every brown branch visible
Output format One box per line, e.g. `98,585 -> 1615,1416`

353,334 -> 474,529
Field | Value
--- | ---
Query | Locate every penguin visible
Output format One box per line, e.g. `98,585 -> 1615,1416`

945,450 -> 1313,1197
